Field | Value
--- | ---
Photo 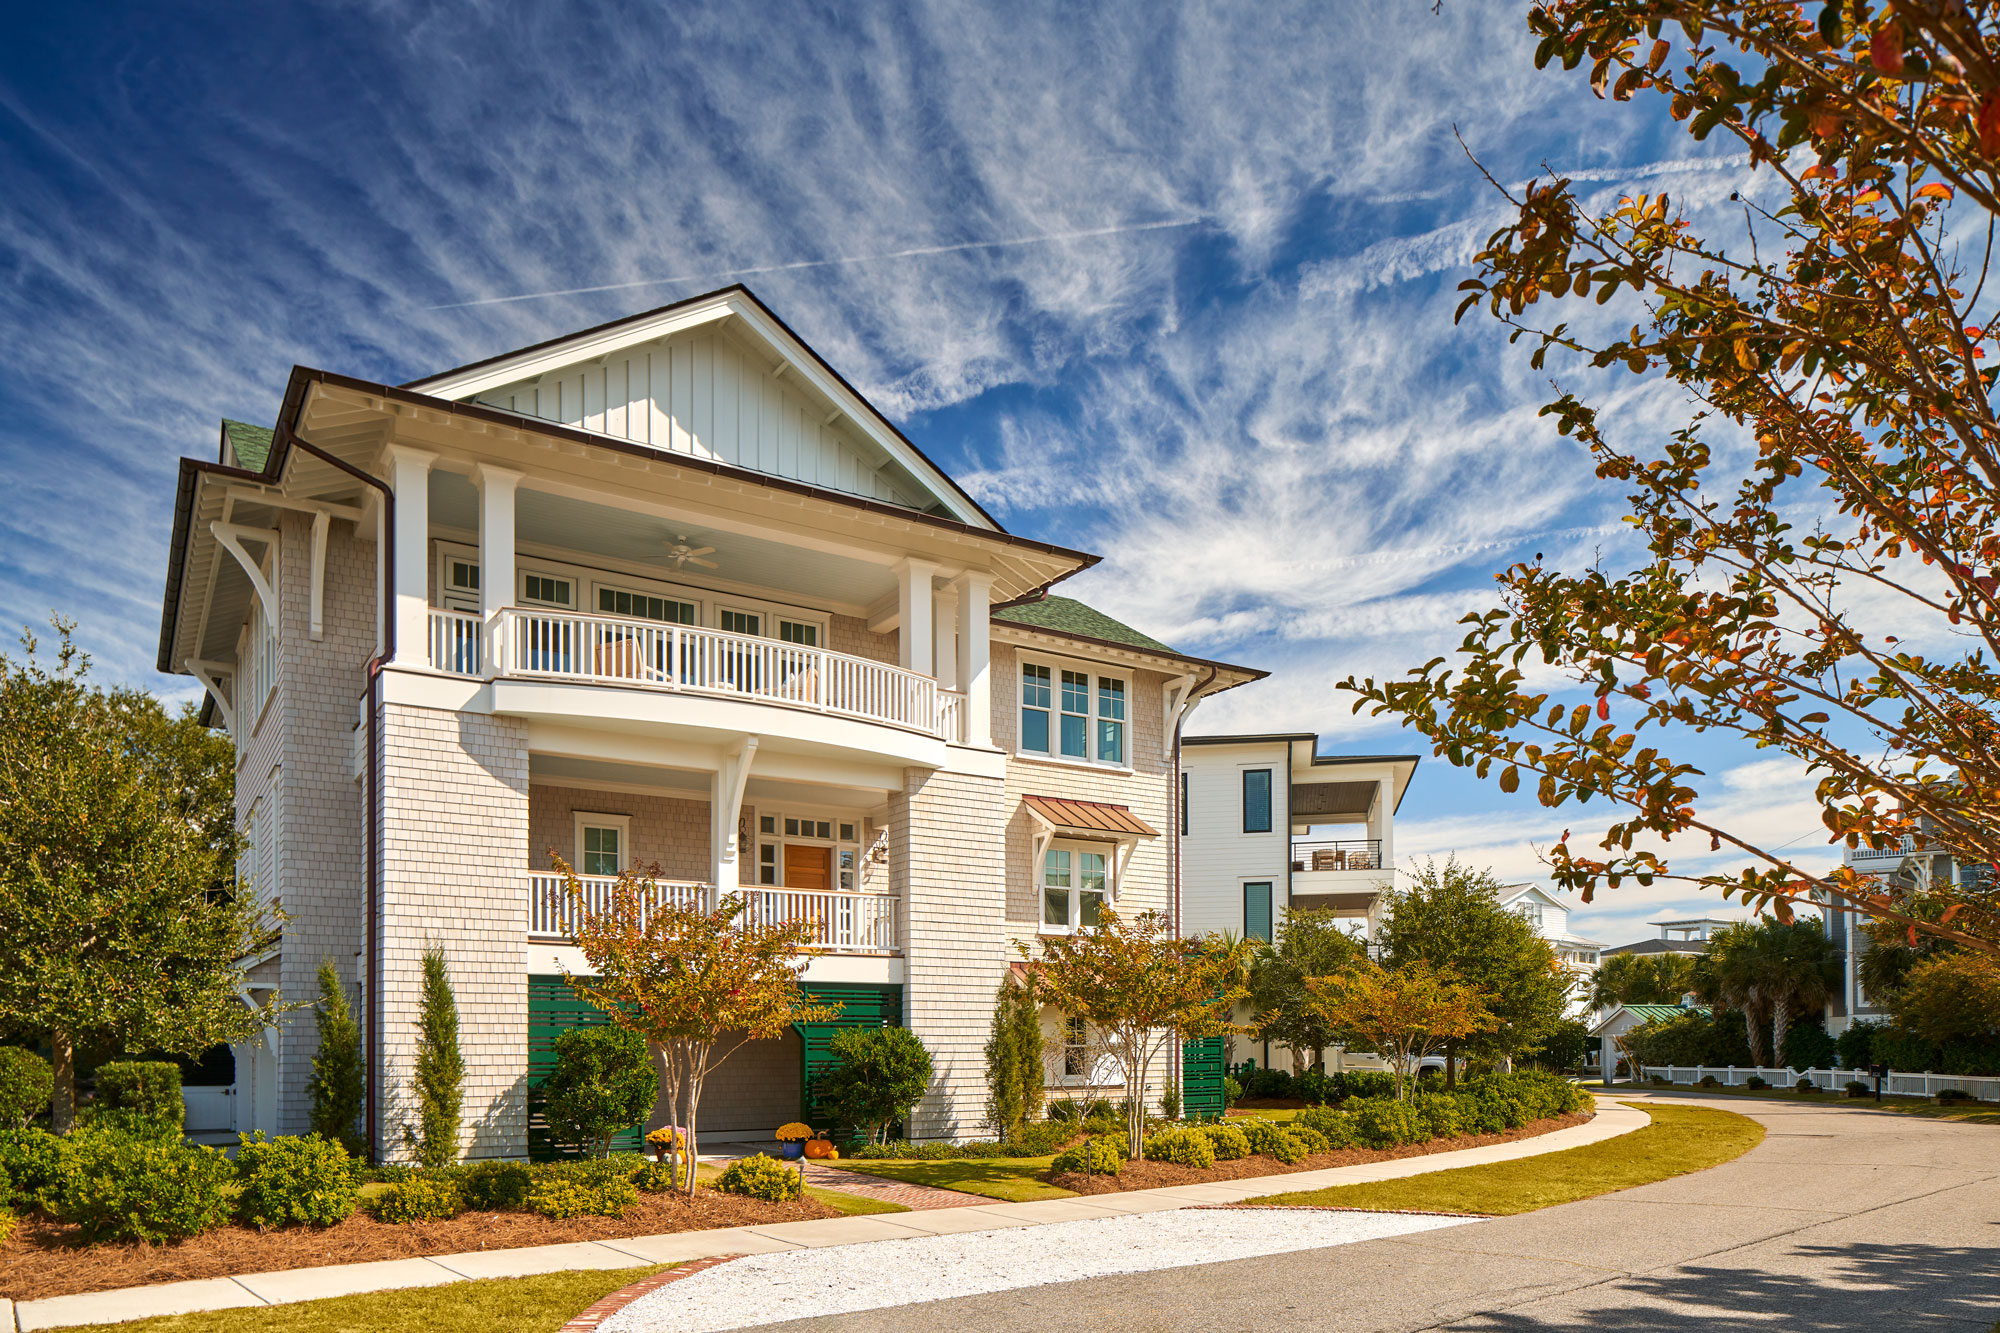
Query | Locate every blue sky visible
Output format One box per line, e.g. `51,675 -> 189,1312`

0,2 -> 1840,947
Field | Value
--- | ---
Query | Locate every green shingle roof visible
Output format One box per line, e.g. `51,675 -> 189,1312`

222,419 -> 275,471
992,595 -> 1175,655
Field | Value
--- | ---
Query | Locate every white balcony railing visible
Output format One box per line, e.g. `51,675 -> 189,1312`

429,609 -> 484,677
444,608 -> 951,739
527,873 -> 899,953
1846,835 -> 1919,863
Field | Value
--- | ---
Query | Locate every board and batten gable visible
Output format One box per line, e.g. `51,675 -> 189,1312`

1179,739 -> 1292,941
468,327 -> 933,511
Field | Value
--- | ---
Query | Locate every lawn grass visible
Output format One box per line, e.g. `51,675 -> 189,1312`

1629,1082 -> 2000,1124
804,1184 -> 909,1214
47,1264 -> 671,1333
827,1156 -> 1075,1202
1245,1103 -> 1763,1215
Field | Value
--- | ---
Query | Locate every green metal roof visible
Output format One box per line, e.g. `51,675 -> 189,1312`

992,595 -> 1175,655
1623,1004 -> 1710,1022
222,419 -> 275,471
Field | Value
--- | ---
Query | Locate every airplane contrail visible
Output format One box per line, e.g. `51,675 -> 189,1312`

421,217 -> 1205,311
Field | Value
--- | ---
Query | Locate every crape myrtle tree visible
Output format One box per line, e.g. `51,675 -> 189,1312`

556,856 -> 835,1196
1295,960 -> 1498,1102
0,621 -> 273,1132
1026,908 -> 1253,1159
1345,0 -> 2000,957
1376,859 -> 1573,1085
1248,906 -> 1368,1073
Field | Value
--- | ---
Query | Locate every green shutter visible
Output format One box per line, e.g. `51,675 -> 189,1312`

793,983 -> 902,1133
526,975 -> 644,1161
1182,1035 -> 1225,1120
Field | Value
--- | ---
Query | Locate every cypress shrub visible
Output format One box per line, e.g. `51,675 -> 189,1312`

408,946 -> 465,1170
983,975 -> 1047,1141
307,960 -> 365,1154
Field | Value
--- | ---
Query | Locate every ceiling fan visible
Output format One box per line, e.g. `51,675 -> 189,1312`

664,535 -> 718,571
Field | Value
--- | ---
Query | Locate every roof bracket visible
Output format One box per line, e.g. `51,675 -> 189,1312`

309,510 -> 329,640
185,658 -> 235,733
210,522 -> 281,629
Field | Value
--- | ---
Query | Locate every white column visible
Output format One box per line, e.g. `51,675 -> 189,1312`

388,446 -> 435,668
476,463 -> 520,678
1372,772 -> 1394,880
896,559 -> 938,676
954,571 -> 993,747
932,592 -> 958,691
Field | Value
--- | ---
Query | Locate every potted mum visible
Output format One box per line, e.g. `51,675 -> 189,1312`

774,1122 -> 813,1160
646,1125 -> 687,1162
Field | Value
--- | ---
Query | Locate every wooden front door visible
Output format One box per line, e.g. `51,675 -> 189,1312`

783,845 -> 832,891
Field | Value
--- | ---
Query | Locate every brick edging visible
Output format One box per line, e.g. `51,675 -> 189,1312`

558,1254 -> 744,1331
1197,1203 -> 1488,1219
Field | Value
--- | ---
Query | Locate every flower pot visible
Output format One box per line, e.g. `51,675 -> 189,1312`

778,1141 -> 804,1160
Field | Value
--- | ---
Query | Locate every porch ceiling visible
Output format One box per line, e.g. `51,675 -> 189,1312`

528,753 -> 896,806
431,471 -> 896,611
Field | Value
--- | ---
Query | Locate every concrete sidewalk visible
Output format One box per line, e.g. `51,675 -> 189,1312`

10,1100 -> 1646,1331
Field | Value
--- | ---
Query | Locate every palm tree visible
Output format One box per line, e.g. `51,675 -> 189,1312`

1764,921 -> 1843,1066
1588,951 -> 1701,1011
1706,923 -> 1774,1066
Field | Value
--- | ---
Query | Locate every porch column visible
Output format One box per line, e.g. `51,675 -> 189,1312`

932,592 -> 958,691
896,559 -> 938,677
953,571 -> 993,747
710,738 -> 758,894
475,463 -> 519,679
1369,773 -> 1393,879
387,446 -> 435,668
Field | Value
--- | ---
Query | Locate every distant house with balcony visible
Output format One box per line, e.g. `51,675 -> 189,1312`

1828,821 -> 1992,1035
155,285 -> 1263,1159
1497,884 -> 1601,1019
1176,733 -> 1416,1072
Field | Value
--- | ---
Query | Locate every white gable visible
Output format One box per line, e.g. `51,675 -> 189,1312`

406,290 -> 990,526
1501,884 -> 1569,938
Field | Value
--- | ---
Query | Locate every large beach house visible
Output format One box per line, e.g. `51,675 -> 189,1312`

156,286 -> 1263,1160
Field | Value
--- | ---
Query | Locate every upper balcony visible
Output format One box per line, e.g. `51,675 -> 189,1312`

1290,837 -> 1388,906
428,606 -> 962,742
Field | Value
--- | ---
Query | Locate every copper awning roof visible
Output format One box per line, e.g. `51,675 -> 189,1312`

1021,795 -> 1160,840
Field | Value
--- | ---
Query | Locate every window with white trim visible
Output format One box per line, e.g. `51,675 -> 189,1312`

239,593 -> 279,729
1041,842 -> 1109,933
778,619 -> 819,647
575,813 -> 630,877
1017,656 -> 1132,767
522,571 -> 575,608
598,584 -> 696,624
1063,1016 -> 1088,1078
1517,901 -> 1544,928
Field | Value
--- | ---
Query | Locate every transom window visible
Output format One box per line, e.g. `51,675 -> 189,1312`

1041,843 -> 1109,933
755,811 -> 862,888
720,609 -> 760,636
575,813 -> 630,877
522,572 -> 574,607
599,586 -> 696,624
1018,657 -> 1132,767
778,620 -> 818,646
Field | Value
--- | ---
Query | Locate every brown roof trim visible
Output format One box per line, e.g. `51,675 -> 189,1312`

1181,732 -> 1319,746
989,619 -> 1267,686
155,455 -> 280,674
399,283 -> 1004,532
1022,794 -> 1161,839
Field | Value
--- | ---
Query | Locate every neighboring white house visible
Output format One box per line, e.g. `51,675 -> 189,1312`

1590,1002 -> 1708,1086
155,285 -> 1265,1159
1177,733 -> 1417,1072
1497,884 -> 1602,1019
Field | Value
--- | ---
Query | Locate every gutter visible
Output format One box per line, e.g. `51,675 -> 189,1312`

1169,664 -> 1216,1107
281,424 -> 395,1160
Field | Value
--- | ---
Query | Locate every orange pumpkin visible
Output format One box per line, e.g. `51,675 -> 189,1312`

802,1138 -> 835,1159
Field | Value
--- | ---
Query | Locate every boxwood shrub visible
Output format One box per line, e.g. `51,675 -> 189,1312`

1298,1105 -> 1358,1149
1289,1124 -> 1329,1155
462,1160 -> 535,1211
0,1127 -> 62,1212
1050,1136 -> 1123,1176
1202,1123 -> 1250,1160
525,1171 -> 638,1219
717,1153 -> 803,1202
1348,1098 -> 1423,1148
53,1126 -> 234,1243
235,1133 -> 360,1229
1141,1126 -> 1215,1168
369,1175 -> 465,1223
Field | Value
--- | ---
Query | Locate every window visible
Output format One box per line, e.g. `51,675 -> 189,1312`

575,814 -> 630,877
1042,843 -> 1108,933
239,585 -> 279,732
443,557 -> 480,612
1243,769 -> 1272,833
1518,901 -> 1544,928
720,609 -> 760,636
778,620 -> 818,647
1021,664 -> 1052,753
522,572 -> 573,607
758,843 -> 778,885
1243,881 -> 1273,943
1018,657 -> 1132,766
599,586 -> 696,624
1180,770 -> 1189,837
1063,1016 -> 1087,1079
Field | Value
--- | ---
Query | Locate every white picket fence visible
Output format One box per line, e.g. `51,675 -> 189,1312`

1641,1064 -> 2000,1101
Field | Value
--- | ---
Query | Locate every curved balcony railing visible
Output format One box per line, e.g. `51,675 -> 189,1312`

428,606 -> 959,740
527,874 -> 898,953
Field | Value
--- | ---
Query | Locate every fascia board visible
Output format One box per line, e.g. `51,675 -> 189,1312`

404,297 -> 736,401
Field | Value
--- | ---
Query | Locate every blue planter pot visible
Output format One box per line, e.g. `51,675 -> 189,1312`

778,1141 -> 804,1160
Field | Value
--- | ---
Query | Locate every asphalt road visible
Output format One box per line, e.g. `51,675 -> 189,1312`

764,1093 -> 2000,1333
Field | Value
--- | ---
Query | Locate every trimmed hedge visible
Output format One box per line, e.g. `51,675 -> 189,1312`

526,1171 -> 638,1219
0,1128 -> 62,1212
370,1176 -> 465,1223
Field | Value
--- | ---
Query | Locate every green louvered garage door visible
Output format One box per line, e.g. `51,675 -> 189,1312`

526,975 -> 643,1161
793,982 -> 902,1131
1182,1034 -> 1226,1120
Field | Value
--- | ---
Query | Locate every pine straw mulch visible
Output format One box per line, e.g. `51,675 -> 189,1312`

0,1188 -> 840,1303
1049,1111 -> 1592,1195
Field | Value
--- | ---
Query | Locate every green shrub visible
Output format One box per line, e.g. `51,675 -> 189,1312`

1141,1126 -> 1215,1168
1837,1019 -> 1883,1071
0,1047 -> 52,1130
1202,1123 -> 1251,1160
1290,1124 -> 1330,1155
0,1208 -> 13,1246
543,1026 -> 657,1159
235,1133 -> 359,1229
370,1175 -> 465,1223
628,1160 -> 683,1194
409,946 -> 465,1170
1745,1075 -> 1768,1090
1411,1093 -> 1469,1140
0,1160 -> 10,1212
1845,1080 -> 1872,1097
1050,1136 -> 1123,1176
90,1061 -> 184,1133
1872,1027 -> 1937,1073
460,1160 -> 535,1211
52,1126 -> 234,1243
1780,1020 -> 1838,1072
815,1027 -> 934,1144
526,1171 -> 638,1219
1298,1104 -> 1358,1149
1295,1069 -> 1334,1105
1936,1087 -> 1974,1104
0,1127 -> 62,1211
1698,1074 -> 1720,1087
307,960 -> 366,1153
1006,1120 -> 1076,1156
1222,1076 -> 1242,1108
1335,1071 -> 1397,1102
1159,1083 -> 1182,1120
717,1153 -> 803,1202
1349,1098 -> 1423,1148
1236,1118 -> 1289,1156
1243,1068 -> 1295,1100
1270,1130 -> 1310,1164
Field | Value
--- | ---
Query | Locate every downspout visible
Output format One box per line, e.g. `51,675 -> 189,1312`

283,428 -> 394,1158
1170,666 -> 1215,1108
